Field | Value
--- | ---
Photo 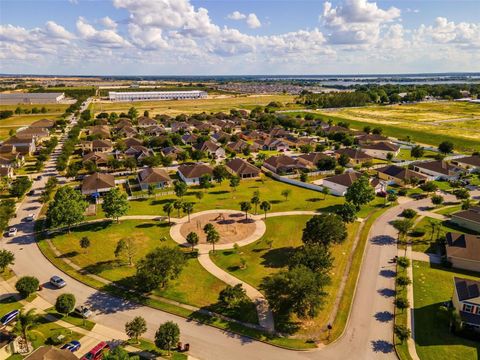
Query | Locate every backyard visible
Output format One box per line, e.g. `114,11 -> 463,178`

412,261 -> 480,360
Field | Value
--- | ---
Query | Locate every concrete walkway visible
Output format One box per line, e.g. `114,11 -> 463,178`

410,251 -> 441,264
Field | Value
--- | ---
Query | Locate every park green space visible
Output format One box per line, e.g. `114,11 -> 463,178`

410,216 -> 479,253
90,94 -> 296,116
211,215 -> 361,338
0,103 -> 69,113
412,261 -> 480,360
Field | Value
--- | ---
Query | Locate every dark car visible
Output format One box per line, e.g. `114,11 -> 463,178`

61,340 -> 81,352
0,309 -> 19,326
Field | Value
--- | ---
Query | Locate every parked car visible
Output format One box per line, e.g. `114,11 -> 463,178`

28,190 -> 35,196
81,342 -> 109,360
25,214 -> 35,222
0,309 -> 19,326
36,175 -> 42,181
61,340 -> 81,352
50,276 -> 66,288
7,228 -> 17,237
73,306 -> 92,318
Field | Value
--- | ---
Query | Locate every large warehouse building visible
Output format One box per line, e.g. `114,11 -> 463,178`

108,90 -> 208,102
0,92 -> 65,104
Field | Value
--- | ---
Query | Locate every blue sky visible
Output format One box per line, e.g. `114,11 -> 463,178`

0,0 -> 479,75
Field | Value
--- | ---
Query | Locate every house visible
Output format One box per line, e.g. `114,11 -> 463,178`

263,155 -> 307,174
124,145 -> 154,161
452,277 -> 480,331
296,152 -> 332,169
114,118 -> 133,130
446,232 -> 480,272
92,139 -> 113,153
255,137 -> 290,152
0,147 -> 25,167
322,171 -> 382,196
25,346 -> 78,360
334,148 -> 373,165
361,141 -> 400,160
82,152 -> 109,167
376,165 -> 428,186
137,116 -> 157,127
117,126 -> 138,138
177,163 -> 213,185
144,125 -> 165,137
171,121 -> 190,132
413,160 -> 464,180
138,167 -> 172,190
2,136 -> 35,155
81,172 -> 115,195
452,155 -> 480,173
0,166 -> 14,178
270,127 -> 290,138
87,125 -> 110,139
29,118 -> 55,129
356,133 -> 388,145
16,127 -> 50,142
195,140 -> 225,158
451,206 -> 480,233
226,139 -> 251,153
161,146 -> 183,160
181,133 -> 198,145
211,131 -> 231,143
123,137 -> 143,148
226,158 -> 261,179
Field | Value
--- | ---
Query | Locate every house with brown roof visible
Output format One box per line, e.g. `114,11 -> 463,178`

446,232 -> 480,272
177,163 -> 213,185
0,147 -> 25,167
361,141 -> 400,160
117,126 -> 138,138
144,125 -> 165,137
87,125 -> 110,139
451,206 -> 480,233
413,160 -> 464,180
263,154 -> 308,174
226,158 -> 261,179
138,167 -> 172,190
91,139 -> 113,153
16,127 -> 50,142
2,136 -> 35,155
255,137 -> 290,152
161,146 -> 183,160
29,118 -> 55,129
81,172 -> 115,195
25,346 -> 78,360
376,164 -> 428,186
334,148 -> 373,165
322,171 -> 382,196
82,152 -> 109,167
226,139 -> 251,154
452,277 -> 480,331
137,116 -> 157,127
296,152 -> 332,169
181,133 -> 198,145
0,166 -> 14,178
452,155 -> 480,173
124,145 -> 154,161
355,133 -> 389,144
195,140 -> 225,159
123,137 -> 143,148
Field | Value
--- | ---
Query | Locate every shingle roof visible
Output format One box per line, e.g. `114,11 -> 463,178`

452,206 -> 480,224
414,160 -> 462,176
446,232 -> 480,262
324,171 -> 363,187
178,163 -> 213,179
226,158 -> 260,176
361,141 -> 400,152
138,167 -> 171,184
335,148 -> 372,161
82,172 -> 115,192
376,165 -> 428,181
454,277 -> 480,301
454,155 -> 480,168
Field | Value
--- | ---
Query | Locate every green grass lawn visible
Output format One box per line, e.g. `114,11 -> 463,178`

45,308 -> 95,331
29,316 -> 84,350
410,217 -> 479,253
394,263 -> 413,360
412,261 -> 480,360
395,148 -> 437,161
211,215 -> 361,338
434,205 -> 462,216
0,296 -> 23,315
48,220 -> 257,323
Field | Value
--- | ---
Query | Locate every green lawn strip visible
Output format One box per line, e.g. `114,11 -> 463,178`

45,308 -> 95,331
412,261 -> 480,360
434,205 -> 462,216
0,295 -> 23,314
0,267 -> 15,280
394,263 -> 413,360
28,316 -> 84,350
127,338 -> 187,360
410,216 -> 479,253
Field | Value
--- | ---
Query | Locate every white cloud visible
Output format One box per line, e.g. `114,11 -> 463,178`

227,11 -> 246,21
246,14 -> 262,29
76,17 -> 130,48
100,16 -> 117,29
44,21 -> 75,40
417,17 -> 480,48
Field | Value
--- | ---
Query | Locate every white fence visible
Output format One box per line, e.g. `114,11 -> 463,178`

262,167 -> 327,193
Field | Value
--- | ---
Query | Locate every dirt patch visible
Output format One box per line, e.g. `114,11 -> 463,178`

179,212 -> 257,244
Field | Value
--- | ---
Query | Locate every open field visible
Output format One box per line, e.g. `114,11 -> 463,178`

0,103 -> 69,113
310,102 -> 480,152
211,215 -> 361,338
90,94 -> 297,116
413,261 -> 480,360
0,113 -> 64,140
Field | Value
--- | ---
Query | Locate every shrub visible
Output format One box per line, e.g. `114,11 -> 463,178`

15,276 -> 39,297
400,209 -> 417,219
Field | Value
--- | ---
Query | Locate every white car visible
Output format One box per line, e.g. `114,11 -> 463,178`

50,276 -> 67,288
25,214 -> 35,222
7,228 -> 17,237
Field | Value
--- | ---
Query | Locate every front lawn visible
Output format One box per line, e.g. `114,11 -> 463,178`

0,296 -> 23,315
412,261 -> 480,360
211,215 -> 361,338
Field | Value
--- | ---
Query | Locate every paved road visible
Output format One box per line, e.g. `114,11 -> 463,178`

5,103 -> 477,359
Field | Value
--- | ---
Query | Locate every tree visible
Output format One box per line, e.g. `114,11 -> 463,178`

124,157 -> 137,171
173,200 -> 183,218
136,247 -> 186,291
453,188 -> 470,200
79,236 -> 90,253
289,244 -> 333,274
15,276 -> 39,298
186,232 -> 199,251
229,176 -> 240,192
317,157 -> 337,170
203,223 -> 214,234
431,194 -> 444,206
218,284 -> 249,309
9,177 -> 32,198
259,200 -> 271,219
395,297 -> 410,312
337,153 -> 350,167
155,321 -> 180,356
421,181 -> 438,194
239,201 -> 251,220
438,141 -> 454,154
345,175 -> 375,209
206,228 -> 220,252
147,184 -> 156,196
397,256 -> 410,268
261,266 -> 329,319
212,165 -> 229,183
55,293 -> 76,316
411,145 -> 424,159
181,202 -> 194,222
102,187 -> 129,223
46,186 -> 87,231
125,316 -> 147,344
396,276 -> 412,286
128,107 -> 138,121
13,309 -> 38,352
0,249 -> 14,273
302,214 -> 347,247
163,202 -> 174,224
199,174 -> 212,189
251,194 -> 260,214
281,189 -> 292,201
174,180 -> 187,198
392,218 -> 414,243
115,237 -> 136,266
386,152 -> 394,162
336,202 -> 357,223
103,346 -> 140,360
321,186 -> 330,200
394,324 -> 411,344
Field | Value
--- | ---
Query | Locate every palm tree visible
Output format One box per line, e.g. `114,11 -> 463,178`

259,200 -> 271,219
239,201 -> 251,220
428,219 -> 437,242
173,200 -> 183,218
163,202 -> 173,224
321,186 -> 330,200
13,309 -> 38,353
206,228 -> 220,253
251,194 -> 260,215
182,202 -> 194,222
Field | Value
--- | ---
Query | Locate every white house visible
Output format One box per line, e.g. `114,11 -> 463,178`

361,141 -> 400,160
413,160 -> 464,181
177,163 -> 213,185
452,277 -> 480,331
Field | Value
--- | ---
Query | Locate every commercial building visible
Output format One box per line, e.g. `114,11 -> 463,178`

0,92 -> 65,104
108,91 -> 207,102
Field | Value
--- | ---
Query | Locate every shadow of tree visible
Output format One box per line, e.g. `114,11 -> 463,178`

260,247 -> 296,268
371,340 -> 394,353
83,260 -> 120,275
374,311 -> 394,323
371,235 -> 396,246
379,269 -> 396,278
377,288 -> 396,298
58,251 -> 79,259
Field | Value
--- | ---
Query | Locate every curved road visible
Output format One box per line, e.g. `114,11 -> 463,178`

4,105 -> 475,359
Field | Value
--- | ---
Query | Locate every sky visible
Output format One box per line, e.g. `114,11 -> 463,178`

0,0 -> 479,75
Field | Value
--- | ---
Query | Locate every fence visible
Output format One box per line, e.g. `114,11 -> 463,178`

262,167 -> 327,193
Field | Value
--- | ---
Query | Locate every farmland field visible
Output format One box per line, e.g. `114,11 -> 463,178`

90,94 -> 297,116
314,101 -> 480,152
